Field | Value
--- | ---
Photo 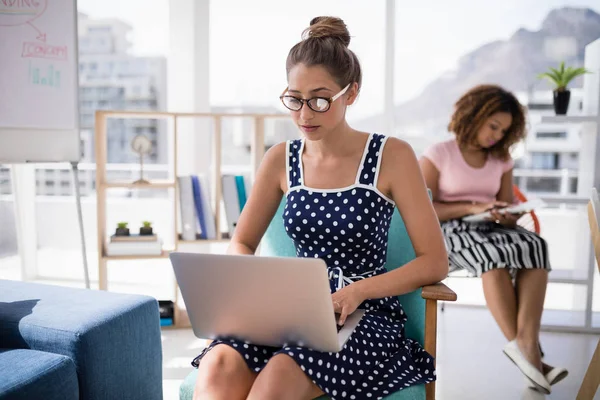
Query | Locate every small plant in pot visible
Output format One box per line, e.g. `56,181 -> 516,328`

140,221 -> 153,236
115,222 -> 130,236
538,62 -> 591,115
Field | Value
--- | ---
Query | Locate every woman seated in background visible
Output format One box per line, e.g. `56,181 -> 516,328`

418,84 -> 567,394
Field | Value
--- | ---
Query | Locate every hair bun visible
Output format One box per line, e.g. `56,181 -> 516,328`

303,16 -> 351,47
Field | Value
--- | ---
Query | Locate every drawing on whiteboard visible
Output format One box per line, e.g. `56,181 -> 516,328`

0,0 -> 47,27
22,41 -> 67,60
26,20 -> 45,42
28,61 -> 61,88
0,0 -> 48,42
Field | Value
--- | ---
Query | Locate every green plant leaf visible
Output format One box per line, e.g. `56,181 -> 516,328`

538,62 -> 591,89
537,72 -> 561,87
559,61 -> 565,76
564,67 -> 591,86
549,67 -> 561,77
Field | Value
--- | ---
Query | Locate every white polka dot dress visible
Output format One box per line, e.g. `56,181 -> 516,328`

192,134 -> 436,399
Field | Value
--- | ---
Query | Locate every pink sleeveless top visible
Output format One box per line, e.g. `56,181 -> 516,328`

421,138 -> 514,203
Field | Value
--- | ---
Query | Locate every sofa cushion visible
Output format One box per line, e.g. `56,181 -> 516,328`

0,348 -> 78,400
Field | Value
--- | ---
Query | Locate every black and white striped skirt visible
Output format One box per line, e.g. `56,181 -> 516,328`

441,219 -> 551,278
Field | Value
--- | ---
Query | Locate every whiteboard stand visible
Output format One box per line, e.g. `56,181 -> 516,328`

11,165 -> 38,280
71,162 -> 90,289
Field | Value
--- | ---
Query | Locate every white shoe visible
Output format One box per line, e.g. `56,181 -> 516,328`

545,366 -> 568,386
525,367 -> 569,391
503,340 -> 551,395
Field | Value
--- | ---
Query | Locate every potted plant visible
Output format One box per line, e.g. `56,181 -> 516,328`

115,222 -> 130,236
140,221 -> 153,236
538,61 -> 591,115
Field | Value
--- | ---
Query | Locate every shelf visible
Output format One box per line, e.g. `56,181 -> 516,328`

548,268 -> 591,285
177,239 -> 231,245
102,251 -> 171,260
541,115 -> 600,124
102,180 -> 176,189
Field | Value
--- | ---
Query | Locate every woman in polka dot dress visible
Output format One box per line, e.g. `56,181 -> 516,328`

191,16 -> 448,400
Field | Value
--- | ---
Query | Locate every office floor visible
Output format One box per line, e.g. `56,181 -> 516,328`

161,304 -> 599,400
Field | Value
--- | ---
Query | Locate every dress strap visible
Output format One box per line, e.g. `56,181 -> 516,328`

286,139 -> 303,189
357,133 -> 388,186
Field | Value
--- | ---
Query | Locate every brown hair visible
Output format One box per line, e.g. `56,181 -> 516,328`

448,84 -> 526,160
286,16 -> 362,93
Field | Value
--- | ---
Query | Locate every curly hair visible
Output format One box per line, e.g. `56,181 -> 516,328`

448,84 -> 527,160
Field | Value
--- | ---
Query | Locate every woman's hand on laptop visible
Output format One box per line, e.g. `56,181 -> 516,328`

332,285 -> 365,326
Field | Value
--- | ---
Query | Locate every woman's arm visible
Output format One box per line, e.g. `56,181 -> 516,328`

227,142 -> 287,255
496,168 -> 514,204
489,168 -> 522,228
433,202 -> 477,222
353,138 -> 449,299
419,157 -> 507,222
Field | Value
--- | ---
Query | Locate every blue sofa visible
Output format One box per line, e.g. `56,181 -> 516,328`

0,279 -> 163,400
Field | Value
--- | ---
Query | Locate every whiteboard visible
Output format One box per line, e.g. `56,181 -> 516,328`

0,0 -> 80,163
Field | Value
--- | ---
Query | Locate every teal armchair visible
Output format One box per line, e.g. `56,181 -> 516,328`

180,200 -> 456,400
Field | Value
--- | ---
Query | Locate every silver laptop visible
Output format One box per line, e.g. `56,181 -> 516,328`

169,252 -> 365,353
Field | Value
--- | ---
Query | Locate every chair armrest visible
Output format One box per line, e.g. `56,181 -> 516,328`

421,282 -> 457,301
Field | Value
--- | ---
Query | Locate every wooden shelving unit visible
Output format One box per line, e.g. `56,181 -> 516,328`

95,110 -> 288,328
104,181 -> 177,189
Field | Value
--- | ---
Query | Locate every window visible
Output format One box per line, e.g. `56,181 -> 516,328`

531,152 -> 559,169
536,131 -> 567,139
89,25 -> 112,33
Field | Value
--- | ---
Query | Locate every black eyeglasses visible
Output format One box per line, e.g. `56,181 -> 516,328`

279,83 -> 350,113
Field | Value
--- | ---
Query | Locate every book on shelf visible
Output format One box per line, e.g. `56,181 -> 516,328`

177,173 -> 252,240
177,232 -> 230,241
191,175 -> 217,239
222,175 -> 241,236
178,176 -> 197,241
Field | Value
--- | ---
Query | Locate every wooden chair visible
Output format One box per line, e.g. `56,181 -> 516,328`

576,187 -> 600,400
513,184 -> 541,235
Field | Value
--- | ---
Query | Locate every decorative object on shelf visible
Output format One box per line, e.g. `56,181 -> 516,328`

159,300 -> 175,326
105,235 -> 163,256
537,61 -> 591,115
140,221 -> 153,236
115,222 -> 130,236
131,134 -> 153,184
110,233 -> 157,242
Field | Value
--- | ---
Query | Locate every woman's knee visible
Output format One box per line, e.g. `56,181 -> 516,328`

250,355 -> 312,399
482,268 -> 512,281
196,345 -> 249,387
